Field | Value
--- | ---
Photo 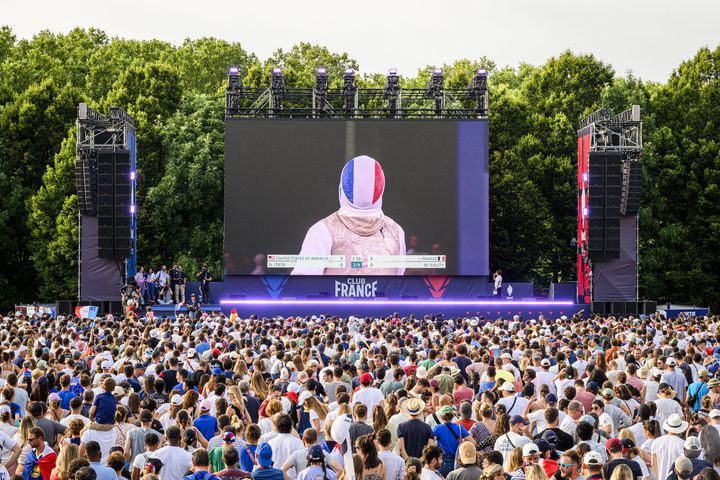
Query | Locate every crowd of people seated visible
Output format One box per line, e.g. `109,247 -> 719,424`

1,309 -> 720,480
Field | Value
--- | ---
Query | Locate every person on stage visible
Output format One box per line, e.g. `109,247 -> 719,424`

493,269 -> 503,296
291,155 -> 406,275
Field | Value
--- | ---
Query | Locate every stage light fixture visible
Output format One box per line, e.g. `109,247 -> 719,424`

427,67 -> 445,116
384,68 -> 401,116
228,66 -> 240,75
270,67 -> 286,116
314,67 -> 329,116
129,171 -> 136,181
468,67 -> 489,116
342,67 -> 357,115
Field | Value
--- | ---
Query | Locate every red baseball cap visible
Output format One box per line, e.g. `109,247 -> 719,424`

605,438 -> 623,452
360,372 -> 373,385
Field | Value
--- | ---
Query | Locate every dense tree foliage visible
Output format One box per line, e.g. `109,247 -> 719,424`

0,25 -> 717,308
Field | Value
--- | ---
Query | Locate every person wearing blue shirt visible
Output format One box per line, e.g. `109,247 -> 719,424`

57,375 -> 78,410
686,369 -> 711,412
86,440 -> 118,480
90,378 -> 117,425
184,449 -> 220,480
194,400 -> 218,442
252,443 -> 284,480
432,406 -> 472,477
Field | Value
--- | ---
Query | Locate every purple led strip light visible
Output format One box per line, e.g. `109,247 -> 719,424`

220,299 -> 574,306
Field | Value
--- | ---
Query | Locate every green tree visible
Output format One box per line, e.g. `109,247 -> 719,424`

27,131 -> 79,300
173,37 -> 257,94
105,62 -> 183,196
139,92 -> 224,277
641,46 -> 720,309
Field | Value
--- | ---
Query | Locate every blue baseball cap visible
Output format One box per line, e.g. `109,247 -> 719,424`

510,415 -> 528,426
257,442 -> 273,467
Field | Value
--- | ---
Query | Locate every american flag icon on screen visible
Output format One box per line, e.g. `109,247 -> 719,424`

268,255 -> 275,260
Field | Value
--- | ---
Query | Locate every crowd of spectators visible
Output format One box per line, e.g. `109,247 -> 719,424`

1,309 -> 720,480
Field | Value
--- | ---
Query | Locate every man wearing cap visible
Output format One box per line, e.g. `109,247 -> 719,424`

432,405 -> 473,477
510,443 -> 541,480
533,358 -> 557,400
497,381 -> 529,418
686,369 -> 711,412
194,400 -> 218,443
494,415 -> 531,464
397,398 -> 435,460
582,451 -> 604,480
651,413 -> 687,480
709,408 -> 720,435
667,457 -> 694,480
446,442 -> 481,480
252,443 -> 284,480
707,378 -> 720,407
351,372 -> 384,423
660,357 -> 687,402
676,436 -> 713,478
602,438 -> 642,480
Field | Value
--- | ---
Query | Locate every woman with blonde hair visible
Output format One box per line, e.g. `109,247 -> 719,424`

50,444 -> 79,480
259,399 -> 283,435
249,372 -> 269,402
525,464 -> 548,480
233,358 -> 249,379
505,447 -> 523,474
481,464 -> 505,480
305,396 -> 330,437
226,385 -> 250,426
14,416 -> 35,476
609,464 -> 633,480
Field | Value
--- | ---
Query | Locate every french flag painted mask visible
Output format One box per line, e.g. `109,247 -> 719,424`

338,155 -> 385,212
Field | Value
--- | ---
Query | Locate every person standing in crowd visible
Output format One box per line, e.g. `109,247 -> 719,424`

445,442 -> 481,480
134,266 -> 147,305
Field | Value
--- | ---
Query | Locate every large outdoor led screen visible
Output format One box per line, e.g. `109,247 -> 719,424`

224,119 -> 489,276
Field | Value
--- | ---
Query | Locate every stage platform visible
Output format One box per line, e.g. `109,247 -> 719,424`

217,299 -> 588,319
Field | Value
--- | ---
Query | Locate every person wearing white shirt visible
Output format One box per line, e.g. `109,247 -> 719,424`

420,446 -> 445,480
153,426 -> 192,480
267,414 -> 304,469
533,360 -> 557,399
496,383 -> 529,418
351,373 -> 384,423
378,429 -> 406,480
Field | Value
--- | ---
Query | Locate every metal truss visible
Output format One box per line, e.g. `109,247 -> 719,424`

579,105 -> 642,152
225,86 -> 489,119
77,103 -> 135,154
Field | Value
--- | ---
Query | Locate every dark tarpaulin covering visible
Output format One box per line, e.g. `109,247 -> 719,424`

593,215 -> 637,301
80,215 -> 123,301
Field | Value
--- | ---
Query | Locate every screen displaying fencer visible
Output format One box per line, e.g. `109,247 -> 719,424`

224,119 -> 489,276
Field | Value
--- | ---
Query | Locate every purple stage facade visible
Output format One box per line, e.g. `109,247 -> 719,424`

216,275 -> 587,319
